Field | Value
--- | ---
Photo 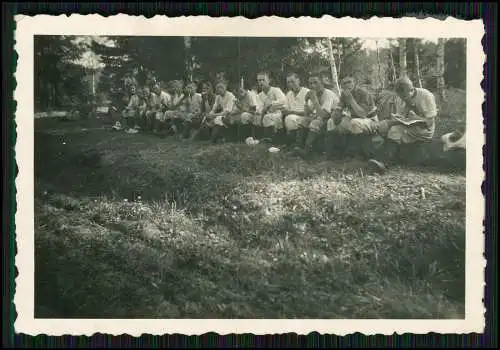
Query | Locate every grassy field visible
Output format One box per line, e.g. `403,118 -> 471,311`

34,103 -> 466,319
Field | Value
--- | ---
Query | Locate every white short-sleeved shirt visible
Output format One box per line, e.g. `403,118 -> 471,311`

286,87 -> 310,113
212,91 -> 236,114
171,93 -> 185,108
182,93 -> 203,114
159,91 -> 172,108
310,88 -> 340,114
257,86 -> 287,114
404,88 -> 438,119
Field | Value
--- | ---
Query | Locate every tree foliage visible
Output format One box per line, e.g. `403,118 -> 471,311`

35,35 -> 467,112
34,35 -> 89,110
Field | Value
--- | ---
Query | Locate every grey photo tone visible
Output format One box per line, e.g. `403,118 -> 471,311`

34,35 -> 466,319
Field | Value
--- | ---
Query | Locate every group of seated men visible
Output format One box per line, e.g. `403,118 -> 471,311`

113,70 -> 439,169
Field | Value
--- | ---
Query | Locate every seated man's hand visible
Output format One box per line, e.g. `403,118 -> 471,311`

408,110 -> 419,119
331,109 -> 344,124
341,92 -> 354,107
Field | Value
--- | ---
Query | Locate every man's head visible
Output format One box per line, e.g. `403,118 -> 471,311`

172,80 -> 184,94
184,81 -> 197,95
215,82 -> 227,96
257,72 -> 271,90
286,73 -> 301,91
237,86 -> 248,98
341,76 -> 355,93
201,81 -> 214,95
216,72 -> 226,82
152,83 -> 161,95
142,86 -> 150,97
308,74 -> 325,92
129,84 -> 137,94
394,76 -> 415,101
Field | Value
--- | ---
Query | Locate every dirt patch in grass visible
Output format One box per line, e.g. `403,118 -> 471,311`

34,118 -> 466,319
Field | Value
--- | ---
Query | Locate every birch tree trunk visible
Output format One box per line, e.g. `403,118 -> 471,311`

414,40 -> 423,88
326,38 -> 341,96
376,40 -> 384,89
398,38 -> 407,78
436,38 -> 446,101
389,49 -> 397,84
184,36 -> 193,83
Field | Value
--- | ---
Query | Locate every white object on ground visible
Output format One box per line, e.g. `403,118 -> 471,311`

112,122 -> 123,131
245,137 -> 260,146
268,147 -> 281,153
441,130 -> 466,152
420,187 -> 426,200
126,128 -> 138,134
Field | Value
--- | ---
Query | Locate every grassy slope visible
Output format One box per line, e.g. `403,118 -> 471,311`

34,99 -> 466,319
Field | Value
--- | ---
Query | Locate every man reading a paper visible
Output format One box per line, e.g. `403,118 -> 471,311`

369,76 -> 438,171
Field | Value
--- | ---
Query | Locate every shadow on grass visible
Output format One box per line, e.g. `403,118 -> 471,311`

34,119 -> 466,319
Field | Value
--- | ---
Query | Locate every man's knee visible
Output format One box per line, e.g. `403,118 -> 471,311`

214,115 -> 225,127
309,119 -> 324,133
263,113 -> 283,130
285,114 -> 301,131
240,112 -> 252,125
387,125 -> 405,144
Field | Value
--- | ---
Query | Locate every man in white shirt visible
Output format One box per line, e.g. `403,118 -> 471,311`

146,83 -> 172,133
206,81 -> 237,143
178,81 -> 203,138
298,73 -> 340,157
163,80 -> 186,124
283,73 -> 310,148
255,72 -> 287,143
230,86 -> 259,141
368,76 -> 439,172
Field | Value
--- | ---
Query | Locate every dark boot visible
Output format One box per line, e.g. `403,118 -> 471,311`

299,131 -> 319,158
240,124 -> 252,141
274,129 -> 287,146
361,135 -> 377,160
294,128 -> 307,150
325,131 -> 337,159
229,125 -> 239,142
191,124 -> 209,141
287,130 -> 297,146
262,127 -> 275,144
367,139 -> 400,174
211,125 -> 223,144
181,123 -> 191,139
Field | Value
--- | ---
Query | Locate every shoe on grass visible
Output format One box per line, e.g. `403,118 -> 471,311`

367,159 -> 387,174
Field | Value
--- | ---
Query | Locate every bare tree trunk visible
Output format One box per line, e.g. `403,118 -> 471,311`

436,38 -> 446,101
376,40 -> 384,89
337,43 -> 343,78
414,40 -> 423,88
389,49 -> 397,84
398,38 -> 407,78
326,38 -> 341,96
184,36 -> 193,82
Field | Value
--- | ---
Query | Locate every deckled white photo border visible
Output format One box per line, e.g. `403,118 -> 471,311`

13,14 -> 486,336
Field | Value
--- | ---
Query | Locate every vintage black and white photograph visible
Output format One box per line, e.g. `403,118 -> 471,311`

14,15 -> 484,335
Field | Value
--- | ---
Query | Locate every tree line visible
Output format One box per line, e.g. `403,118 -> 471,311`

34,35 -> 466,111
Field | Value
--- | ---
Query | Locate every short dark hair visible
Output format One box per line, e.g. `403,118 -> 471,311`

257,71 -> 270,79
287,72 -> 301,81
202,80 -> 213,89
308,73 -> 324,81
341,76 -> 355,85
394,76 -> 414,94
